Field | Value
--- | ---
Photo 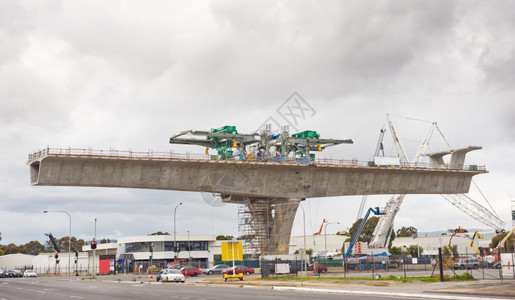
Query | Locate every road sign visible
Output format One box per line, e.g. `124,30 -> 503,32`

221,241 -> 243,261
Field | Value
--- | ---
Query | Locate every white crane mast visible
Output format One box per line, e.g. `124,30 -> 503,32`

369,115 -> 506,249
369,116 -> 437,248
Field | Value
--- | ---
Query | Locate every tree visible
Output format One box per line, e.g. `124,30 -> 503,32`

347,216 -> 380,244
149,231 -> 170,236
336,229 -> 350,236
294,248 -> 313,255
489,232 -> 515,251
25,241 -> 45,255
396,226 -> 418,238
443,245 -> 459,259
389,246 -> 402,255
404,245 -> 423,257
3,243 -> 19,255
44,236 -> 86,253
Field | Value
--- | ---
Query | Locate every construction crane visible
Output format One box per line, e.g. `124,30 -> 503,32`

356,127 -> 386,220
440,193 -> 505,233
344,207 -> 384,258
444,226 -> 465,256
368,114 -> 505,249
470,231 -> 482,256
369,115 -> 436,248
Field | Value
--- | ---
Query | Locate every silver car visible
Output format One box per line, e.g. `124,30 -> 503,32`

203,264 -> 230,275
452,258 -> 479,270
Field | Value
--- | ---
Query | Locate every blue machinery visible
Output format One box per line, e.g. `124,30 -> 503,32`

344,207 -> 385,258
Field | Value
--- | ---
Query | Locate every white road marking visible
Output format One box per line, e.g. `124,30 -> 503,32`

272,286 -> 508,300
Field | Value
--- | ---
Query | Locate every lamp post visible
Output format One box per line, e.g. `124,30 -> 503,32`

173,203 -> 183,261
93,218 -> 97,276
324,221 -> 340,255
187,230 -> 191,265
44,210 -> 71,276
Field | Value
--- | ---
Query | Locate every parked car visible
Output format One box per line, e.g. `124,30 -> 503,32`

23,270 -> 37,277
493,262 -> 502,269
5,270 -> 21,278
168,264 -> 183,270
203,264 -> 230,275
161,269 -> 185,283
0,269 -> 6,278
308,264 -> 328,273
157,269 -> 175,282
180,266 -> 202,277
452,258 -> 479,270
221,265 -> 254,276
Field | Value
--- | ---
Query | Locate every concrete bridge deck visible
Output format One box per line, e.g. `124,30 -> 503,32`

28,148 -> 486,198
28,147 -> 486,255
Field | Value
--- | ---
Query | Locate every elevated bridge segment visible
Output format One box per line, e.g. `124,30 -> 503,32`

27,147 -> 486,255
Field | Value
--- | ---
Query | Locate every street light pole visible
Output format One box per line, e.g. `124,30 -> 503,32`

324,221 -> 340,255
93,218 -> 97,276
297,204 -> 306,286
173,203 -> 183,261
43,210 -> 71,276
187,230 -> 191,265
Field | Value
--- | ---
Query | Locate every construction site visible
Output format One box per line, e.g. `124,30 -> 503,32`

27,114 -> 513,265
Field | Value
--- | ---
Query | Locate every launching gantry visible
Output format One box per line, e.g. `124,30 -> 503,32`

28,124 -> 486,256
169,124 -> 353,162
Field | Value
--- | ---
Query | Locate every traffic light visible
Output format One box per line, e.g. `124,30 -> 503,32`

91,240 -> 97,249
55,253 -> 59,259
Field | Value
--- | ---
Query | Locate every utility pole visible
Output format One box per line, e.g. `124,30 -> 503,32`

93,218 -> 97,276
174,203 -> 183,261
187,230 -> 191,265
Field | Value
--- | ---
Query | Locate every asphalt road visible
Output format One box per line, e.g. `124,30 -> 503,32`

0,277 -> 392,300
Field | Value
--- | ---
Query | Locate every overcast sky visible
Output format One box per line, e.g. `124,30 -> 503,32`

1,1 -> 514,248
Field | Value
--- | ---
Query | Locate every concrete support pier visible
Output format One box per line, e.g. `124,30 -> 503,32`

223,195 -> 301,255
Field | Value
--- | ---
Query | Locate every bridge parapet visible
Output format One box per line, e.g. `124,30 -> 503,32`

27,147 -> 486,172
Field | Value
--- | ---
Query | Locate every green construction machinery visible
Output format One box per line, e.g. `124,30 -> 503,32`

169,124 -> 353,161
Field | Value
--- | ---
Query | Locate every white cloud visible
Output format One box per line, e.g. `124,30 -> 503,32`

1,0 -> 514,246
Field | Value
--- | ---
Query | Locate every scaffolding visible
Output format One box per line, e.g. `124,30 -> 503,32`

238,198 -> 274,257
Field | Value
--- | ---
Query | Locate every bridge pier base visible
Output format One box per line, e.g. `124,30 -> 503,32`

222,195 -> 302,256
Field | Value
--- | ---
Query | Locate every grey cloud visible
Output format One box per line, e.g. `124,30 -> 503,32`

1,1 -> 514,245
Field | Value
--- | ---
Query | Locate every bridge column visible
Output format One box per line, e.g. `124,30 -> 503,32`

222,196 -> 302,255
270,198 -> 300,255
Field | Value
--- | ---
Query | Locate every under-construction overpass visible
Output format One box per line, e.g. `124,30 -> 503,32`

28,147 -> 486,255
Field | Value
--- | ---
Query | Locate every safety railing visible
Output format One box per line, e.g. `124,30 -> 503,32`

27,147 -> 486,172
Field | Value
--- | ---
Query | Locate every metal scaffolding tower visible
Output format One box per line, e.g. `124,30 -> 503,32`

238,198 -> 273,257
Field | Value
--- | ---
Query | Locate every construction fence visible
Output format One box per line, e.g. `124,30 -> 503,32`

259,251 -> 515,280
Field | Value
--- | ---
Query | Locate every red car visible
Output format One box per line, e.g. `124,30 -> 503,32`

221,265 -> 255,276
308,264 -> 328,273
180,266 -> 202,277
